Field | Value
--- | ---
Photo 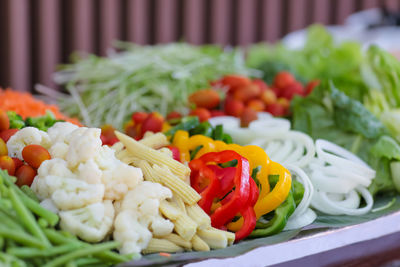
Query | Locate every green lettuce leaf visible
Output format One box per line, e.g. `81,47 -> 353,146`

292,82 -> 398,195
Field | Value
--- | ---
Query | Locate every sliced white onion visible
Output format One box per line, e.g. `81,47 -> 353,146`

249,117 -> 291,136
311,187 -> 373,216
315,139 -> 376,179
208,116 -> 239,129
285,208 -> 317,230
286,165 -> 314,219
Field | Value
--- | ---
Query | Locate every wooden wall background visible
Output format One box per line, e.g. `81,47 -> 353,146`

0,0 -> 399,93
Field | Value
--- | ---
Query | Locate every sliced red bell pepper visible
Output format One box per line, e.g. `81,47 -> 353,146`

189,150 -> 258,241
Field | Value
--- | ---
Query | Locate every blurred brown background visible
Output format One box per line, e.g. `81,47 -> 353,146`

0,0 -> 399,93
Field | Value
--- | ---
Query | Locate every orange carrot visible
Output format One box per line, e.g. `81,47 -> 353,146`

0,88 -> 82,126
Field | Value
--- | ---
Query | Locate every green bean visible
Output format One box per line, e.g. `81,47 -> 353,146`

0,210 -> 24,231
8,187 -> 51,247
43,241 -> 120,267
7,243 -> 81,258
20,185 -> 39,203
65,261 -> 77,267
0,225 -> 44,249
2,171 -> 58,226
0,251 -> 27,267
74,257 -> 103,266
0,237 -> 4,250
44,229 -> 130,263
38,218 -> 49,228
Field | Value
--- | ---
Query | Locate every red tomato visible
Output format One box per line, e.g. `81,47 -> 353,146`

0,139 -> 7,157
15,165 -> 37,187
0,155 -> 15,175
131,112 -> 148,124
189,108 -> 211,122
273,71 -> 296,90
12,157 -> 24,170
224,97 -> 244,117
141,112 -> 164,137
188,89 -> 220,109
22,144 -> 51,169
280,81 -> 304,100
166,111 -> 182,121
0,129 -> 18,143
219,75 -> 252,92
247,99 -> 265,112
124,121 -> 139,139
210,110 -> 226,117
240,107 -> 258,127
0,110 -> 9,131
266,103 -> 286,117
261,89 -> 278,106
252,79 -> 269,92
232,83 -> 261,102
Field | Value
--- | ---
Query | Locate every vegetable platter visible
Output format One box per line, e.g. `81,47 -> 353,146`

1,24 -> 400,266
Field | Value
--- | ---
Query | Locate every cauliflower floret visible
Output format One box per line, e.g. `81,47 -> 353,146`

113,211 -> 152,254
113,181 -> 173,255
95,146 -> 119,170
7,127 -> 51,159
39,199 -> 59,214
48,122 -> 79,144
102,162 -> 143,201
48,142 -> 69,159
59,200 -> 114,242
32,174 -> 104,210
66,127 -> 102,168
37,158 -> 76,180
77,159 -> 102,184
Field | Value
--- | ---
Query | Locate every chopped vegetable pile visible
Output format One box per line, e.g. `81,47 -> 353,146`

1,24 -> 400,266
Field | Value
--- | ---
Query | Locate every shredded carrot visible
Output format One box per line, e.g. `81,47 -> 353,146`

159,252 -> 171,257
0,88 -> 82,126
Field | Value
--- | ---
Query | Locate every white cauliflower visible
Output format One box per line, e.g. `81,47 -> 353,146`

113,181 -> 174,254
113,211 -> 152,254
77,159 -> 102,184
66,127 -> 102,168
59,200 -> 114,242
48,142 -> 69,159
47,122 -> 79,144
102,162 -> 143,201
40,199 -> 59,214
32,159 -> 105,210
7,127 -> 51,159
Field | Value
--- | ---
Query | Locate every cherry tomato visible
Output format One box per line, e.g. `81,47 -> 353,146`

232,83 -> 261,102
273,71 -> 296,90
240,107 -> 258,127
219,75 -> 252,92
247,99 -> 265,112
224,97 -> 244,117
141,112 -> 164,137
189,108 -> 211,122
261,89 -> 277,106
210,110 -> 226,117
266,103 -> 286,117
0,139 -> 7,157
124,121 -> 139,139
0,155 -> 15,175
188,89 -> 220,109
15,165 -> 37,187
0,110 -> 9,131
280,81 -> 304,100
0,129 -> 18,143
252,79 -> 269,92
12,157 -> 24,170
22,144 -> 51,169
166,111 -> 182,121
131,112 -> 148,124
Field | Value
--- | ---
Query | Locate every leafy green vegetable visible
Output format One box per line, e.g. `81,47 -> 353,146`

7,111 -> 25,129
55,43 -> 256,129
247,25 -> 367,100
291,82 -> 399,195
